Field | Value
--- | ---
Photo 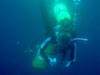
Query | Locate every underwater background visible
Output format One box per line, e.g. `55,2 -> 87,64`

0,0 -> 100,75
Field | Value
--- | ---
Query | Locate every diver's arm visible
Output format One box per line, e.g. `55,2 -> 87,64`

64,38 -> 88,67
37,37 -> 51,59
37,37 -> 57,65
71,38 -> 88,42
65,42 -> 77,67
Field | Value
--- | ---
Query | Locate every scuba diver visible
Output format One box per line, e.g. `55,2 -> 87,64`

32,0 -> 88,68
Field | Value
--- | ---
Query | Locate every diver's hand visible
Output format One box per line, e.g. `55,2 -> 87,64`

48,57 -> 57,66
65,60 -> 75,67
65,61 -> 72,67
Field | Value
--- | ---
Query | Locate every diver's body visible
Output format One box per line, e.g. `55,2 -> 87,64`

38,0 -> 76,67
37,0 -> 87,67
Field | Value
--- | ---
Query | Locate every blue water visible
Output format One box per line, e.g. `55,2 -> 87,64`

0,0 -> 100,75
